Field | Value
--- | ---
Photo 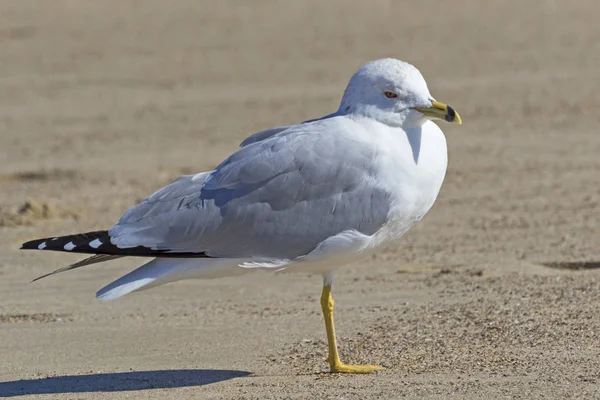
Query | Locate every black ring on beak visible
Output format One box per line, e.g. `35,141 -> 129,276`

445,105 -> 456,122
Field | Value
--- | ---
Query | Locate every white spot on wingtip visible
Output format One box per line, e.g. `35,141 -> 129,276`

64,242 -> 76,251
38,242 -> 47,250
89,238 -> 103,249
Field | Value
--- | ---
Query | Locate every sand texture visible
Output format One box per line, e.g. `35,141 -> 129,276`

1,1 -> 599,398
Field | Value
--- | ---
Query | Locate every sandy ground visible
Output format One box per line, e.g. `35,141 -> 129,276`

1,1 -> 600,398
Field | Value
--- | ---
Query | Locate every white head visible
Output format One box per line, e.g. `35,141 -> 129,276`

339,58 -> 461,128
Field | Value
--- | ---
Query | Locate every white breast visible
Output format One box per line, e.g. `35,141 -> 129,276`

369,120 -> 448,246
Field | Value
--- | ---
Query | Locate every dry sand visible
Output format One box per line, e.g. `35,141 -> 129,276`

1,1 -> 600,398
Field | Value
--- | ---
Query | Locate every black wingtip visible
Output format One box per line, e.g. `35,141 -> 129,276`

20,230 -> 215,258
20,231 -> 110,254
21,238 -> 47,250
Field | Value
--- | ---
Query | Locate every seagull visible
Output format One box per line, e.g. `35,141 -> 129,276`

21,58 -> 461,373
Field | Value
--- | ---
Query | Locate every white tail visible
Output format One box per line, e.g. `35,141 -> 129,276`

96,257 -> 248,302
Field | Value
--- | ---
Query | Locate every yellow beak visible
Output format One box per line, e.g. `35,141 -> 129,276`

413,100 -> 462,124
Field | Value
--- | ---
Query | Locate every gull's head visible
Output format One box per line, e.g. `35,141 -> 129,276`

339,58 -> 462,128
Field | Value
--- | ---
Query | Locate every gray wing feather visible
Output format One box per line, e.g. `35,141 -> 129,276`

239,126 -> 292,148
110,116 -> 391,259
238,112 -> 340,148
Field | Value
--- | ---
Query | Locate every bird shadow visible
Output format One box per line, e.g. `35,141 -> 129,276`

0,369 -> 251,397
540,261 -> 600,270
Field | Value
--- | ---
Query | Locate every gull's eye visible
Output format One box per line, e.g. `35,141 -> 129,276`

384,91 -> 398,99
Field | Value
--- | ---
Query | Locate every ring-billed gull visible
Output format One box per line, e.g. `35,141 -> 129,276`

22,58 -> 461,373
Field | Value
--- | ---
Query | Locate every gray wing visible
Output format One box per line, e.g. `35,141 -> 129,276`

239,126 -> 292,148
109,116 -> 391,259
238,112 -> 340,148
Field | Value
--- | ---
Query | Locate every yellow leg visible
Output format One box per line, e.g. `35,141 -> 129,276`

320,284 -> 383,373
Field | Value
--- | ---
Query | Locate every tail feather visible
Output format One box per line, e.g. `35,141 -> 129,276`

96,258 -> 248,302
23,233 -> 247,301
31,254 -> 123,282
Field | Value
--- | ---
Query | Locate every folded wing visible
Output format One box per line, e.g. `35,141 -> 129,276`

109,117 -> 392,259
